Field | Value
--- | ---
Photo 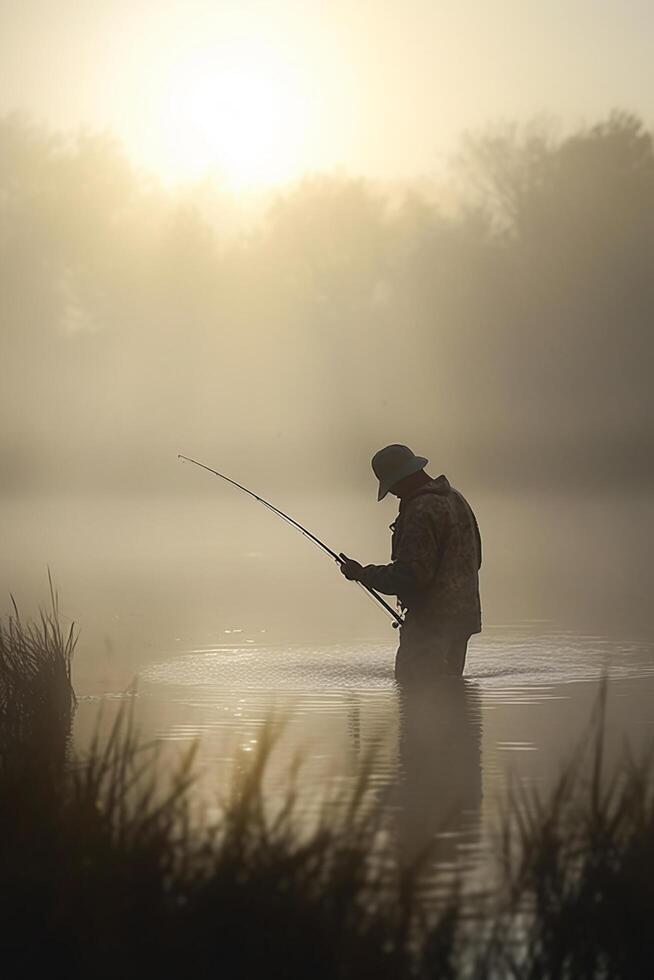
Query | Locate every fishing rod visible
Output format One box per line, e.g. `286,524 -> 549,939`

178,454 -> 404,628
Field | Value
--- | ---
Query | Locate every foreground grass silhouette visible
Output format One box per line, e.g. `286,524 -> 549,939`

1,597 -> 653,979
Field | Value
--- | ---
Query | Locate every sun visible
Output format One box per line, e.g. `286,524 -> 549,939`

157,47 -> 308,189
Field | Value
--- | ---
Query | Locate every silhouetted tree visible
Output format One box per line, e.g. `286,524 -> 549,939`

1,110 -> 652,490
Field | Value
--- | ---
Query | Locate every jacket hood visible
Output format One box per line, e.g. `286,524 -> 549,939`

413,474 -> 451,497
400,475 -> 451,509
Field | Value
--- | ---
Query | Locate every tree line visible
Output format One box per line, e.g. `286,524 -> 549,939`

1,110 -> 652,493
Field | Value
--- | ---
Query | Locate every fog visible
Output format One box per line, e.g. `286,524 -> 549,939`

2,110 -> 653,659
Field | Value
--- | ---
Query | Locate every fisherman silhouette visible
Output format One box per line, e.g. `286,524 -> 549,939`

340,445 -> 482,682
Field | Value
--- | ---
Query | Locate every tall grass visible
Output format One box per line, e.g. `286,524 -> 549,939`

487,683 -> 654,979
1,594 -> 653,978
0,575 -> 76,770
0,593 -> 459,978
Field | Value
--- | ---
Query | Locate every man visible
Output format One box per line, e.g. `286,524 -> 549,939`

340,444 -> 482,683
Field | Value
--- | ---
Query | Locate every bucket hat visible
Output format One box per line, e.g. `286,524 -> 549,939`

371,444 -> 428,501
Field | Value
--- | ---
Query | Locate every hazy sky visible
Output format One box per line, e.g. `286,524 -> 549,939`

3,0 -> 653,187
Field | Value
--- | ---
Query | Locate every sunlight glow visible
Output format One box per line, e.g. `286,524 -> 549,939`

158,46 -> 308,189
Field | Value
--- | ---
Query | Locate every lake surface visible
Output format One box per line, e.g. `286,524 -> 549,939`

4,492 -> 653,885
74,624 -> 654,887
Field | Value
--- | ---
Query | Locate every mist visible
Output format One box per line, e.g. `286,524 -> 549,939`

3,110 -> 653,488
2,112 -> 653,645
4,4 -> 654,964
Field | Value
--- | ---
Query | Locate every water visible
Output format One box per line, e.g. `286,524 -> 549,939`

4,491 -> 654,882
74,624 -> 654,884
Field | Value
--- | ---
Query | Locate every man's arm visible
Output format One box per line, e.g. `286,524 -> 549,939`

358,559 -> 416,596
341,503 -> 439,597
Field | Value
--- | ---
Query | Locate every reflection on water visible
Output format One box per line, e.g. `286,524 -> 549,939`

74,625 -> 654,881
397,680 -> 482,880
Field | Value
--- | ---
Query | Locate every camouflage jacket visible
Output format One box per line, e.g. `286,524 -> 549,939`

359,476 -> 482,634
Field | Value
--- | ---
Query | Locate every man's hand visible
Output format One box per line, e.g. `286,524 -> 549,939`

339,553 -> 364,582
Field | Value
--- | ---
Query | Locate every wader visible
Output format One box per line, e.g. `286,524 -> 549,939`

395,616 -> 471,685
